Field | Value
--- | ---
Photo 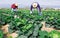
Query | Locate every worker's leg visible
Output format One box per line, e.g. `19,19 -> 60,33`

37,8 -> 42,16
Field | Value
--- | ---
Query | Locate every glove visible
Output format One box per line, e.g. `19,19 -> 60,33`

30,11 -> 32,14
39,12 -> 42,16
14,15 -> 17,18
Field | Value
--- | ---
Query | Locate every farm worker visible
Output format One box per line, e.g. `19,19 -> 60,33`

11,3 -> 18,12
11,3 -> 19,18
30,2 -> 42,15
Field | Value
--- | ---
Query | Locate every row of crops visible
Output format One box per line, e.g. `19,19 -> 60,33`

43,10 -> 60,29
0,9 -> 60,38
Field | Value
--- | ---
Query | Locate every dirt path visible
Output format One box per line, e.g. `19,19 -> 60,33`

1,24 -> 9,33
41,21 -> 60,32
1,24 -> 18,38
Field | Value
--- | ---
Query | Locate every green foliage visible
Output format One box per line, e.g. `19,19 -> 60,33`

43,11 -> 60,29
39,31 -> 49,38
7,10 -> 43,38
0,30 -> 3,38
8,10 -> 43,35
0,12 -> 14,26
49,30 -> 60,38
8,36 -> 12,38
0,9 -> 60,38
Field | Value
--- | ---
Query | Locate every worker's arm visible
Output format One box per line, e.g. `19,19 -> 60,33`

30,5 -> 33,14
37,4 -> 42,15
37,4 -> 41,12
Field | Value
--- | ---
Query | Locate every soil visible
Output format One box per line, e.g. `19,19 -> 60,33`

41,21 -> 60,32
1,24 -> 18,38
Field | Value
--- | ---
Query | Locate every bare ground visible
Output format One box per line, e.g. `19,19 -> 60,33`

1,24 -> 18,38
41,21 -> 60,32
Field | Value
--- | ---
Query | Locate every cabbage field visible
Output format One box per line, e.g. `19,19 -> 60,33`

0,9 -> 60,38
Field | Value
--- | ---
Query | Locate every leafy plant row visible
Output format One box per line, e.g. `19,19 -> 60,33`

0,9 -> 60,38
43,11 -> 60,29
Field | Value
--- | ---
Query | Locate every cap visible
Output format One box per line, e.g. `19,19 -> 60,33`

32,2 -> 38,8
15,3 -> 18,6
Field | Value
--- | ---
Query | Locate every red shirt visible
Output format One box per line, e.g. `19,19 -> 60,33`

11,4 -> 18,9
